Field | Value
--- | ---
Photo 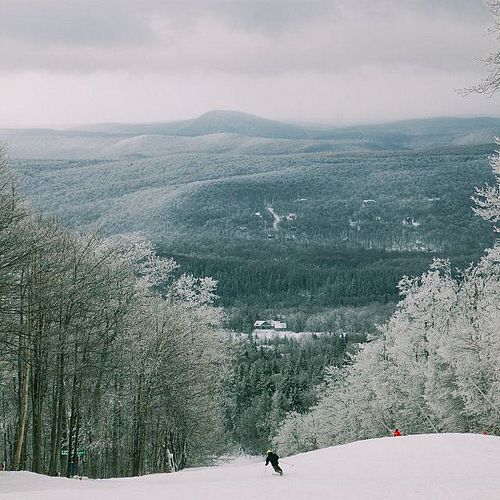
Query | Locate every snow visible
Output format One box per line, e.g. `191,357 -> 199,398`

252,329 -> 329,341
2,434 -> 499,500
267,205 -> 282,230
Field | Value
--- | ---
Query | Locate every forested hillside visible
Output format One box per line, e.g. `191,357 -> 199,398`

0,152 -> 230,477
3,120 -> 495,327
0,149 -> 390,472
225,332 -> 364,452
275,143 -> 500,455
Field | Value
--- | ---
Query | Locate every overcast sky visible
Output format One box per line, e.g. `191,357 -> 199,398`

0,0 -> 498,127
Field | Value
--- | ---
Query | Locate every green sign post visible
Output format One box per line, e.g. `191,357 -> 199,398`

61,449 -> 85,457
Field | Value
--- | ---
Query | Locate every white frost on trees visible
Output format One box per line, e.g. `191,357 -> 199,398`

469,1 -> 500,95
276,147 -> 500,457
472,140 -> 500,231
0,153 -> 229,476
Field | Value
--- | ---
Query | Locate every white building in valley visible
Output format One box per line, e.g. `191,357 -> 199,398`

253,319 -> 287,331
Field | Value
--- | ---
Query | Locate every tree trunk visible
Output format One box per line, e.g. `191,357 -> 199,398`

13,353 -> 30,470
48,349 -> 64,475
31,312 -> 46,473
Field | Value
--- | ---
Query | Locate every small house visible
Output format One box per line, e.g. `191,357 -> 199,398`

253,320 -> 288,331
254,320 -> 273,329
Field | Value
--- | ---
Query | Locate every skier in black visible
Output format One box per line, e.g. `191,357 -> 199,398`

265,449 -> 283,476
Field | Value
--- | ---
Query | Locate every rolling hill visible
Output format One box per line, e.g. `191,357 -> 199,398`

69,111 -> 500,145
2,112 -> 499,160
68,110 -> 314,139
1,113 -> 498,327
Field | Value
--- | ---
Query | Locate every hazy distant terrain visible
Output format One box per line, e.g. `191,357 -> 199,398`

2,111 -> 497,326
3,111 -> 500,159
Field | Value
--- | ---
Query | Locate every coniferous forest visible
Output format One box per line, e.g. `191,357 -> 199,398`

12,145 -> 496,323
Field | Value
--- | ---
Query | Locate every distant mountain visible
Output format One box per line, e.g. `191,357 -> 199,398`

2,113 -> 499,160
173,110 -> 315,139
72,110 -> 315,140
316,116 -> 500,148
70,112 -> 500,146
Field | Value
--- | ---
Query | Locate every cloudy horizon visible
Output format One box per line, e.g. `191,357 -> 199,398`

1,0 -> 499,128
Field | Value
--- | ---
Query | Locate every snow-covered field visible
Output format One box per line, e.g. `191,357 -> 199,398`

2,434 -> 499,500
252,329 -> 329,341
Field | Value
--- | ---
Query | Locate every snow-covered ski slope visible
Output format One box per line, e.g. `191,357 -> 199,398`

2,434 -> 499,500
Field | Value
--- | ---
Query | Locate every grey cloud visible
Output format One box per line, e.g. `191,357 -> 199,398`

0,0 -> 493,76
0,0 -> 331,46
0,0 -> 497,130
0,0 -> 156,46
189,0 -> 340,34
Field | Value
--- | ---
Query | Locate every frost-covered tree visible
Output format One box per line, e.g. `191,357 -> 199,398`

0,151 -> 230,477
472,140 -> 500,231
276,147 -> 500,456
470,1 -> 500,95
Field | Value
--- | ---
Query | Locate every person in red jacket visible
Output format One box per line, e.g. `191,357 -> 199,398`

393,428 -> 402,437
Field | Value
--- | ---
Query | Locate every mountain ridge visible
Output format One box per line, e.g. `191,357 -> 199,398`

63,111 -> 500,142
2,112 -> 499,149
2,112 -> 498,160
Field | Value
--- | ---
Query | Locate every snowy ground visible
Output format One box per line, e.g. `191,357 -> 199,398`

252,329 -> 330,341
2,434 -> 499,500
266,205 -> 281,230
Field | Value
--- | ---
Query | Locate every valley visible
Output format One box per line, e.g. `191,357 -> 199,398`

2,112 -> 497,329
